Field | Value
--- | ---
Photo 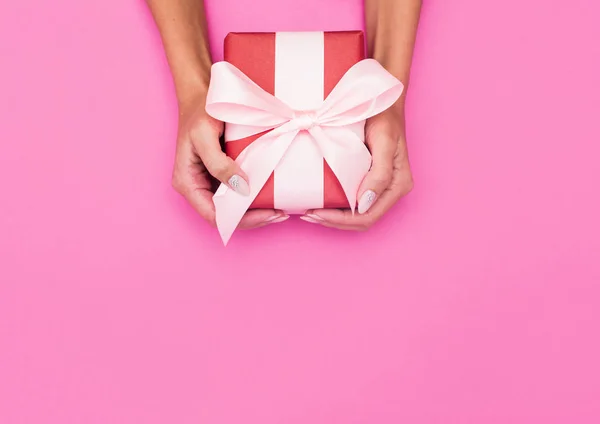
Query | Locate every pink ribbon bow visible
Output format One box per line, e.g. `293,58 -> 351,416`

206,58 -> 404,245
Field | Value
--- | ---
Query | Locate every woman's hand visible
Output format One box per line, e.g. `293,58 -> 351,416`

301,0 -> 421,230
172,93 -> 287,228
301,103 -> 413,230
146,0 -> 287,229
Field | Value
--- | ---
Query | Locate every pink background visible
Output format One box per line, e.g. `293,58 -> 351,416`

1,0 -> 600,423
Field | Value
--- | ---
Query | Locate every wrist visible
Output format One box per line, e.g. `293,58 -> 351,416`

373,49 -> 412,89
366,0 -> 421,88
175,69 -> 209,109
173,53 -> 211,107
388,97 -> 405,119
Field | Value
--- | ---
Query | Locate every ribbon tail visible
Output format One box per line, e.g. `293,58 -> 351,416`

308,126 -> 372,213
213,130 -> 299,245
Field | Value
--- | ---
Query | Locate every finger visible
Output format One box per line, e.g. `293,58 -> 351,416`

238,210 -> 289,230
303,207 -> 377,231
357,128 -> 397,214
300,211 -> 361,231
192,129 -> 250,196
183,188 -> 217,227
303,184 -> 403,231
172,144 -> 217,226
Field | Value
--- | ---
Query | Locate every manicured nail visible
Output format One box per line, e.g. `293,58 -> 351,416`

264,215 -> 290,224
358,190 -> 377,214
300,214 -> 324,224
228,175 -> 250,196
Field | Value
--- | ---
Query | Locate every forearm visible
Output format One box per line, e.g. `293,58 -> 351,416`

146,0 -> 212,105
366,0 -> 421,101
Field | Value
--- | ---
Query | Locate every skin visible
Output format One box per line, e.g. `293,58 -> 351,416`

146,0 -> 421,231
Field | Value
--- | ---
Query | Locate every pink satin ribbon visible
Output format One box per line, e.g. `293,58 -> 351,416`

206,58 -> 404,245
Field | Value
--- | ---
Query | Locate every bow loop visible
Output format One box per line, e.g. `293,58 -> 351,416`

318,59 -> 404,127
206,62 -> 295,129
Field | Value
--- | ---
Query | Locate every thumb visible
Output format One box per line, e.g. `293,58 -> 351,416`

357,130 -> 395,214
193,127 -> 251,196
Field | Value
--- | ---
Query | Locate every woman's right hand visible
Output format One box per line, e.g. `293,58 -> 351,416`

171,92 -> 288,229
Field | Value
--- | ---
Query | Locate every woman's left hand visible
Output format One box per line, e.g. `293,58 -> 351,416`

302,103 -> 414,230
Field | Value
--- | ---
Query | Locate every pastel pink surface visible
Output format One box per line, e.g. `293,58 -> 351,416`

1,1 -> 599,423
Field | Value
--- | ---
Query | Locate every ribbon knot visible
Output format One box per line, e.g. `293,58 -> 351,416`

205,58 -> 404,245
290,113 -> 317,131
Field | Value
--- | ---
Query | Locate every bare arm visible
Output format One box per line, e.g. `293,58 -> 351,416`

366,0 -> 421,102
145,0 -> 212,106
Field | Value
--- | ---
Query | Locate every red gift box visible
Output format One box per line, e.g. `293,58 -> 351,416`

223,31 -> 366,210
207,30 -> 403,244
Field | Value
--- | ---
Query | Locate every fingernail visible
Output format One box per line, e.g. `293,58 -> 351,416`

264,215 -> 290,224
300,214 -> 324,224
358,190 -> 377,214
228,175 -> 250,196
